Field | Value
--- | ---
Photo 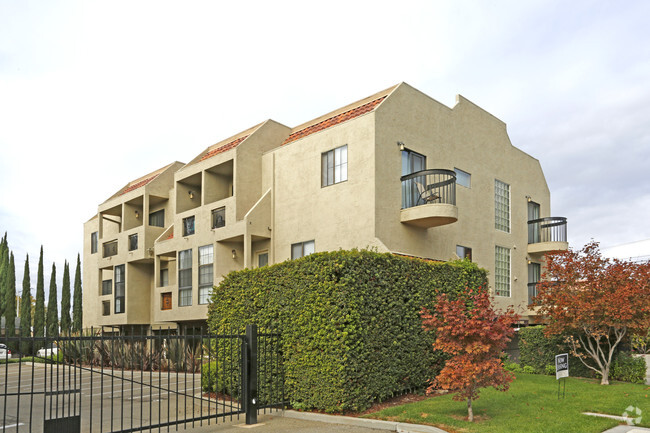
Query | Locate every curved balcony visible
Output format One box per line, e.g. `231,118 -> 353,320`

400,169 -> 458,228
527,217 -> 568,254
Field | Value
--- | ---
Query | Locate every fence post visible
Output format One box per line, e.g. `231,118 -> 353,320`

242,324 -> 258,425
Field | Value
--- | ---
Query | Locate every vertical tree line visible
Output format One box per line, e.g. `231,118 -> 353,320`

0,233 -> 82,351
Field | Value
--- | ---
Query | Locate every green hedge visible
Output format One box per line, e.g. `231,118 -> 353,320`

610,353 -> 646,384
207,249 -> 487,412
519,326 -> 594,378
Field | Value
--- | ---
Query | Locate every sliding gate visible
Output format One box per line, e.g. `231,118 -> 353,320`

1,324 -> 284,432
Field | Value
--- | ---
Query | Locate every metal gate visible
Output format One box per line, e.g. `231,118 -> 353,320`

1,324 -> 284,432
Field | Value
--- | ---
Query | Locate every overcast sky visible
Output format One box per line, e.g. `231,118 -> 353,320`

1,1 -> 649,296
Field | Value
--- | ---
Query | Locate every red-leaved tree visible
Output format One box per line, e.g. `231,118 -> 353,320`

422,287 -> 518,422
534,241 -> 650,385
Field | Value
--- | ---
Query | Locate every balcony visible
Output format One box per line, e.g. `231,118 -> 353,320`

527,217 -> 568,254
103,240 -> 118,258
400,169 -> 458,228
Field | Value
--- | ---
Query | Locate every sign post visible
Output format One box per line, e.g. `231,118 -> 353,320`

555,353 -> 569,399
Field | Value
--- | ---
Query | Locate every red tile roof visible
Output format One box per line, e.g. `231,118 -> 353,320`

199,135 -> 249,162
119,174 -> 159,196
282,96 -> 386,145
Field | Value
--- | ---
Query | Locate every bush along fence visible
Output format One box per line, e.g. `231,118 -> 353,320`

0,325 -> 284,432
208,249 -> 487,413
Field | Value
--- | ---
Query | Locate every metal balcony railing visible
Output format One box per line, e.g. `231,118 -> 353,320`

103,240 -> 118,258
400,169 -> 456,209
528,217 -> 567,244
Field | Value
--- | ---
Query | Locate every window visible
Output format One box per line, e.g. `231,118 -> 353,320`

160,269 -> 169,287
321,145 -> 348,187
527,201 -> 540,243
102,279 -> 112,295
103,240 -> 117,258
258,252 -> 268,268
212,207 -> 225,229
401,149 -> 426,208
528,262 -> 541,304
183,216 -> 195,236
455,168 -> 471,188
178,249 -> 192,306
495,246 -> 510,297
495,179 -> 510,233
291,240 -> 315,260
456,245 -> 472,261
91,232 -> 98,254
198,245 -> 213,305
149,209 -> 165,227
128,233 -> 138,251
114,265 -> 125,314
102,301 -> 110,316
161,292 -> 172,310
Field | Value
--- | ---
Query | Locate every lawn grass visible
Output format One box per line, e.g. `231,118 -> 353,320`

363,373 -> 650,433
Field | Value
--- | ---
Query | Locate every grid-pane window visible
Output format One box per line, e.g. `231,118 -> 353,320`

183,216 -> 195,236
495,179 -> 510,232
212,207 -> 225,229
179,249 -> 192,306
455,168 -> 471,188
128,233 -> 138,251
198,245 -> 213,305
321,145 -> 348,187
102,279 -> 112,295
495,246 -> 511,297
114,265 -> 125,314
91,232 -> 98,254
456,245 -> 472,261
291,240 -> 315,260
149,209 -> 164,227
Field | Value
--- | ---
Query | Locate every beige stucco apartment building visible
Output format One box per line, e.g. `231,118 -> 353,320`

83,83 -> 567,334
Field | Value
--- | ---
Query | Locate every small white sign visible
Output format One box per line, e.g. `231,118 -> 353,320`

555,353 -> 569,379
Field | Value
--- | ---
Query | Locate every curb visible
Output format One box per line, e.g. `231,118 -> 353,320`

281,410 -> 449,433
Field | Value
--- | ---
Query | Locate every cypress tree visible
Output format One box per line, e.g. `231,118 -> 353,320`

20,254 -> 32,354
46,263 -> 58,336
5,252 -> 16,344
72,254 -> 82,333
0,235 -> 7,319
60,260 -> 71,335
34,246 -> 45,338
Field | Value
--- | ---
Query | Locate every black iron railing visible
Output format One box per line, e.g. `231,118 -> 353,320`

400,169 -> 456,209
103,240 -> 118,258
528,217 -> 567,244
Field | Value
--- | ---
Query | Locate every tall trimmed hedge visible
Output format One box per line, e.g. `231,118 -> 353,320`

208,249 -> 487,412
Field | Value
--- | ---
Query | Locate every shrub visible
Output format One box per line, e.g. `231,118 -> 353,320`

518,326 -> 593,378
632,331 -> 650,355
522,365 -> 536,374
609,352 -> 646,384
544,364 -> 556,376
208,249 -> 487,412
504,362 -> 522,373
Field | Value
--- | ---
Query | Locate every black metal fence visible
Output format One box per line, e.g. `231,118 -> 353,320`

528,217 -> 567,244
400,169 -> 457,209
0,324 -> 284,432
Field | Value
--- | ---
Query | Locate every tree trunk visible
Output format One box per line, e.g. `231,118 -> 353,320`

600,366 -> 610,385
467,397 -> 474,422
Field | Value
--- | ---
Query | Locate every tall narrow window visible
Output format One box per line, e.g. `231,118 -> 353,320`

102,301 -> 110,316
128,233 -> 138,251
91,232 -> 98,254
401,149 -> 426,208
258,252 -> 269,268
198,245 -> 214,305
527,201 -> 540,243
149,209 -> 165,227
160,268 -> 169,287
183,216 -> 195,236
212,207 -> 225,229
528,262 -> 541,305
291,240 -> 315,260
494,246 -> 510,297
495,179 -> 510,233
178,249 -> 192,306
321,145 -> 348,186
114,265 -> 125,314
